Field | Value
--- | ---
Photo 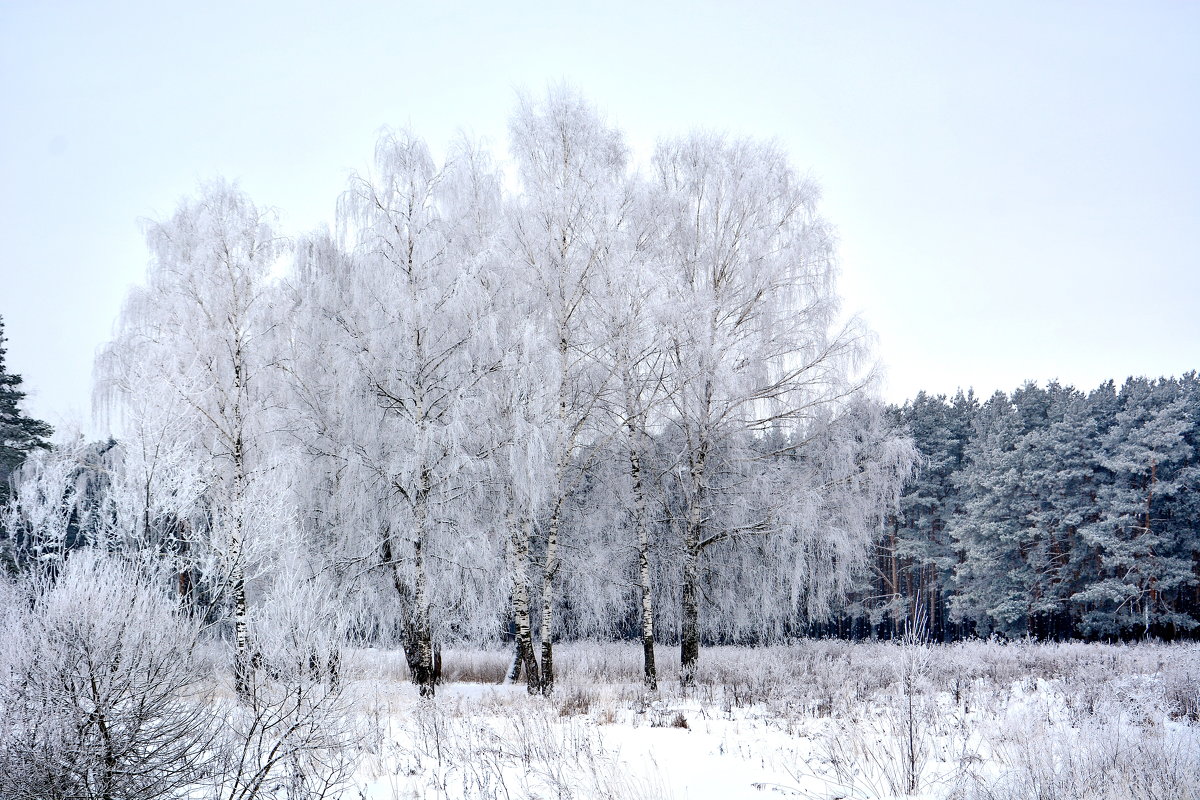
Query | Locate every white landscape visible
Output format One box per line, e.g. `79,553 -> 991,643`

355,640 -> 1200,800
2,4 -> 1198,800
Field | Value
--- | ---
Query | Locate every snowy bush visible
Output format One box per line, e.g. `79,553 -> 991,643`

209,568 -> 361,800
0,552 -> 217,800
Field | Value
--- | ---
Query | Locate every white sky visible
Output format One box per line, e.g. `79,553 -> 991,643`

2,1 -> 1197,437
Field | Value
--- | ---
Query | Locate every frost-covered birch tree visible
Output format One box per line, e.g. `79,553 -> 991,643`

589,184 -> 671,689
92,364 -> 211,605
487,323 -> 555,693
96,182 -> 287,695
505,88 -> 629,693
652,134 -> 894,685
296,131 -> 505,696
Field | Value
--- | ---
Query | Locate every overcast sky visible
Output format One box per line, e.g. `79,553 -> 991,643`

2,1 -> 1197,437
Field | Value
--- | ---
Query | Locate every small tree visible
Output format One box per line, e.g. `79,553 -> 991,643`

652,133 -> 888,684
590,182 -> 670,690
212,563 -> 358,800
1,435 -> 120,572
0,315 -> 52,519
291,132 -> 507,696
505,87 -> 629,693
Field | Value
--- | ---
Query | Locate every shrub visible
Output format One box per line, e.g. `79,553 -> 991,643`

0,552 -> 217,800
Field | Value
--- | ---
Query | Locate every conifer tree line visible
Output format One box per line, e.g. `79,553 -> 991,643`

839,377 -> 1200,643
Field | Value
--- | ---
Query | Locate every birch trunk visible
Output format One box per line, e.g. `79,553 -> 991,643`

539,496 -> 561,695
629,434 -> 657,691
381,530 -> 431,694
504,532 -> 521,683
412,536 -> 435,697
408,464 -> 436,697
680,445 -> 707,688
537,329 -> 571,696
509,511 -> 540,693
231,547 -> 252,696
230,430 -> 253,698
679,517 -> 701,689
506,636 -> 522,683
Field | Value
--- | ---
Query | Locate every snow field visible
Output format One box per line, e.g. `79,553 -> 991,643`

341,640 -> 1200,800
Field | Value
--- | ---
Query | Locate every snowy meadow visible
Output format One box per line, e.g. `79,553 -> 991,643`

8,558 -> 1196,800
2,554 -> 1195,800
346,639 -> 1200,800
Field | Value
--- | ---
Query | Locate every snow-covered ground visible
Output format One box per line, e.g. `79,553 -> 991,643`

331,640 -> 1200,800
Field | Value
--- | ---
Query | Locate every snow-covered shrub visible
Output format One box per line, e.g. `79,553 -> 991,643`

391,695 -> 669,800
814,636 -> 943,797
211,681 -> 359,800
971,715 -> 1200,800
439,646 -> 512,684
211,569 -> 360,800
0,551 -> 217,800
1162,665 -> 1200,721
558,685 -> 597,716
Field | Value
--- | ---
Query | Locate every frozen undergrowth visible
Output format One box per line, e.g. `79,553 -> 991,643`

339,640 -> 1200,800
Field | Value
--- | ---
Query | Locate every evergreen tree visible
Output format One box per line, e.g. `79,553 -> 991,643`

875,390 -> 975,640
949,391 -> 1031,636
0,316 -> 53,511
1019,383 -> 1102,638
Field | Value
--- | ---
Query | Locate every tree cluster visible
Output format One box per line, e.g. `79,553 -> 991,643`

849,376 -> 1200,642
1,89 -> 908,700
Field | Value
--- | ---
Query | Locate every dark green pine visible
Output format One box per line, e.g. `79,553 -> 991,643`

0,315 -> 53,507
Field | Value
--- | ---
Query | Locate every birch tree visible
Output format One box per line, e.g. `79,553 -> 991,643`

487,323 -> 554,693
298,131 -> 505,696
93,365 -> 212,606
505,87 -> 628,693
590,184 -> 670,689
96,182 -> 286,695
653,134 -> 884,685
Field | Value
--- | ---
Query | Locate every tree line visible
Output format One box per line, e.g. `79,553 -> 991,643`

842,377 -> 1200,642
